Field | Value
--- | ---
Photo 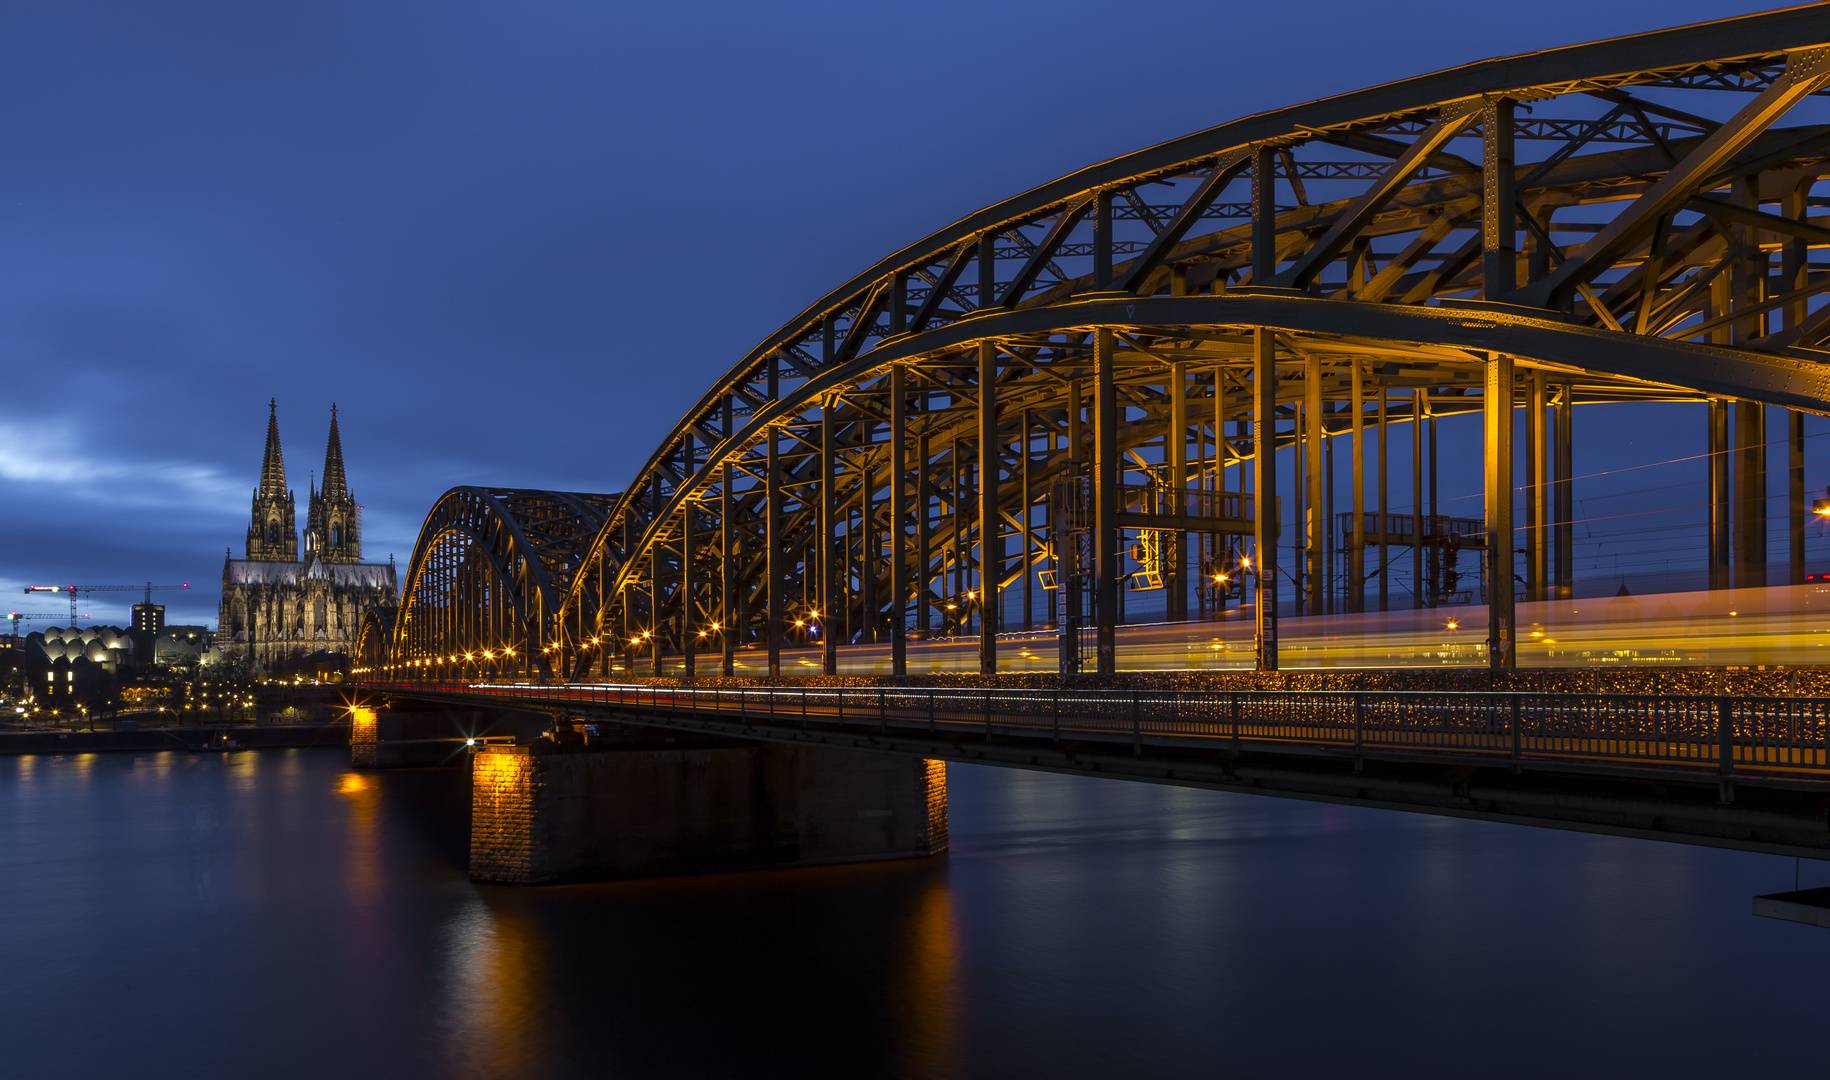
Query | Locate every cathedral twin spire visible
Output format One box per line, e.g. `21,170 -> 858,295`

260,397 -> 288,500
307,403 -> 360,563
242,401 -> 360,564
246,398 -> 298,561
320,404 -> 349,503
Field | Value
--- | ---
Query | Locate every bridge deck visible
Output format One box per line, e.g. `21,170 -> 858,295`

368,681 -> 1830,859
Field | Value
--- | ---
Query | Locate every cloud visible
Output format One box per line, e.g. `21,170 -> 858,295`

0,416 -> 243,512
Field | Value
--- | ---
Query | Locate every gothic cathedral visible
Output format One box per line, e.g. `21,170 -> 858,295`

220,401 -> 399,671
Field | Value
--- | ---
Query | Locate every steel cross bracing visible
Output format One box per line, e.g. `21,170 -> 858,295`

376,7 -> 1830,681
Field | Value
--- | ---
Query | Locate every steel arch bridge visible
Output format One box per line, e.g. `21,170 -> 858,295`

354,606 -> 395,674
362,487 -> 617,681
383,7 -> 1830,684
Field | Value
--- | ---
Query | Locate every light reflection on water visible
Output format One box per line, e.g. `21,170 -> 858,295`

0,747 -> 1826,1079
439,895 -> 548,1080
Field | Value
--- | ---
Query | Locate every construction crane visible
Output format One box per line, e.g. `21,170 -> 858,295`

6,611 -> 88,644
23,582 -> 189,624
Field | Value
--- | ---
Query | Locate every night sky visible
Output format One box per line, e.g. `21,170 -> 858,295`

0,0 -> 1789,627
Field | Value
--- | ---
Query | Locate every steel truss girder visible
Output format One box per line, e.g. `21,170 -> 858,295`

393,487 -> 614,675
577,12 -> 1830,628
558,290 -> 1830,667
384,9 -> 1830,675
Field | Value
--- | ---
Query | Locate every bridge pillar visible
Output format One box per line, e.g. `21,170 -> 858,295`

890,364 -> 908,676
722,460 -> 737,677
767,421 -> 782,678
1525,370 -> 1548,603
1303,351 -> 1323,616
1790,409 -> 1807,585
1377,385 -> 1389,612
681,492 -> 695,678
1484,352 -> 1515,670
469,736 -> 948,884
979,340 -> 999,674
1734,400 -> 1767,589
1168,361 -> 1187,623
1057,380 -> 1084,675
1412,389 -> 1425,609
1554,383 -> 1573,600
1252,326 -> 1278,670
1093,328 -> 1119,674
821,399 -> 838,675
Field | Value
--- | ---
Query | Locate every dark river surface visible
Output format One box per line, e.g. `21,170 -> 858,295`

1,748 -> 1825,1079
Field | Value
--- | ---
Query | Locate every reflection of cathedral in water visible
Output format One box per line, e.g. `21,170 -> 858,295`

219,401 -> 398,670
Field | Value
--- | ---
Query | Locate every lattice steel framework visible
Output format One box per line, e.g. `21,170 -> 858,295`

354,606 -> 395,675
379,488 -> 615,681
396,7 -> 1830,680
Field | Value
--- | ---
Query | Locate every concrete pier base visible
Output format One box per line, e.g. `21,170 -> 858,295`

351,707 -> 547,769
469,734 -> 948,884
1754,887 -> 1830,927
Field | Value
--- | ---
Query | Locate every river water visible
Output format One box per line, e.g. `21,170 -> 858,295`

0,748 -> 1823,1078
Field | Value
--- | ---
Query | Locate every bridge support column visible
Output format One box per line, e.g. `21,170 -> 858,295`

721,461 -> 735,677
767,430 -> 782,678
650,570 -> 662,678
979,340 -> 999,675
821,399 -> 838,675
890,364 -> 908,676
1734,400 -> 1767,590
1708,400 -> 1727,590
1168,361 -> 1187,623
1485,352 -> 1515,670
1093,328 -> 1119,674
469,737 -> 948,884
1058,381 -> 1084,675
1252,326 -> 1278,671
681,500 -> 695,678
1526,370 -> 1548,603
1791,409 -> 1807,585
1554,383 -> 1573,600
1304,352 -> 1323,616
1412,389 -> 1424,609
1377,386 -> 1388,612
918,432 -> 932,647
1021,407 -> 1033,632
1349,360 -> 1364,613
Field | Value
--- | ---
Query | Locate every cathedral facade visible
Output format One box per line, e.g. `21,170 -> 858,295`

219,402 -> 399,672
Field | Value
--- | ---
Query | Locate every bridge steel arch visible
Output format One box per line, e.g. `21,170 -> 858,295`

354,605 -> 395,676
542,7 -> 1830,681
385,487 -> 616,682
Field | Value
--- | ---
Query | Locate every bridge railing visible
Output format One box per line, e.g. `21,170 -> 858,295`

367,682 -> 1830,777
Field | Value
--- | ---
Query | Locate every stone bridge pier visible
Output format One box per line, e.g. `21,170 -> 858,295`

469,726 -> 948,884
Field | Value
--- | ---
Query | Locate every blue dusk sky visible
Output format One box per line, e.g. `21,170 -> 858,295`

0,0 -> 1798,626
